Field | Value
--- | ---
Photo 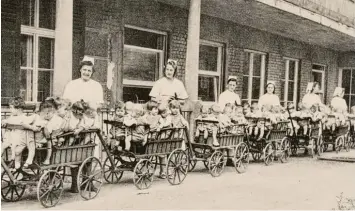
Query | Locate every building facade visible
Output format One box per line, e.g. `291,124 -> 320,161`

2,0 -> 355,109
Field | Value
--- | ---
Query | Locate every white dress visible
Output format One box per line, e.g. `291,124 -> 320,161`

149,77 -> 188,102
258,94 -> 281,109
331,97 -> 348,112
62,78 -> 104,109
218,90 -> 241,111
302,93 -> 322,109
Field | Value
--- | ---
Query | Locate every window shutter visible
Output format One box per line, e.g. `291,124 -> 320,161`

1,0 -> 21,104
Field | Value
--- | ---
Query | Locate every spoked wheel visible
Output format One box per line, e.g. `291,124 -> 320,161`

77,157 -> 103,200
186,148 -> 197,172
344,134 -> 351,152
252,152 -> 262,162
167,149 -> 189,185
37,170 -> 63,208
316,136 -> 324,156
335,136 -> 343,153
149,156 -> 159,172
208,151 -> 226,177
280,138 -> 291,163
1,170 -> 26,202
203,161 -> 209,169
234,143 -> 249,173
263,143 -> 275,166
103,156 -> 123,184
133,159 -> 154,190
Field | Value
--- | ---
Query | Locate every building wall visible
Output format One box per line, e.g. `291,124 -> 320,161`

81,1 -> 342,104
339,52 -> 355,67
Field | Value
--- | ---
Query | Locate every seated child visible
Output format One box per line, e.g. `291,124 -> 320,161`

348,106 -> 355,131
157,103 -> 172,131
145,101 -> 160,131
232,105 -> 248,125
287,102 -> 300,136
1,97 -> 35,169
195,105 -> 211,140
170,100 -> 189,129
80,101 -> 100,144
325,106 -> 337,132
124,104 -> 149,150
61,100 -> 85,146
298,103 -> 311,136
219,105 -> 233,134
108,101 -> 126,148
210,104 -> 222,147
251,103 -> 264,139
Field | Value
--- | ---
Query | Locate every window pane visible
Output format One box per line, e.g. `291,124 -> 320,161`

38,37 -> 55,69
344,94 -> 350,108
243,52 -> 250,75
242,76 -> 249,99
198,76 -> 218,102
21,0 -> 35,26
39,0 -> 56,29
123,87 -> 151,103
311,71 -> 323,91
253,54 -> 262,76
288,81 -> 294,101
289,60 -> 295,80
123,48 -> 159,81
342,69 -> 351,94
37,71 -> 53,102
20,35 -> 34,67
280,80 -> 285,101
312,64 -> 325,71
20,69 -> 33,101
252,77 -> 261,100
350,95 -> 355,109
124,27 -> 164,50
199,45 -> 218,72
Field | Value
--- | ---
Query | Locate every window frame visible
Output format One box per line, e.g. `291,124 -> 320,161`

311,63 -> 326,94
281,57 -> 299,106
242,49 -> 266,105
198,40 -> 224,104
338,67 -> 355,111
123,25 -> 167,88
20,0 -> 56,103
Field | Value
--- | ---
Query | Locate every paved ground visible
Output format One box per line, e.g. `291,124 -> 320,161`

2,150 -> 355,210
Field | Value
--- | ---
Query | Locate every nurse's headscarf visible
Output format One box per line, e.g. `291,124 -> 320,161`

164,59 -> 178,77
333,87 -> 344,98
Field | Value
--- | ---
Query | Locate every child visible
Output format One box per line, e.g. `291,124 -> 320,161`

37,99 -> 64,165
80,102 -> 100,144
219,106 -> 233,134
195,105 -> 210,140
124,104 -> 148,150
243,102 -> 252,116
298,103 -> 311,136
157,103 -> 172,131
61,100 -> 85,146
1,97 -> 32,169
232,105 -> 247,125
145,101 -> 161,131
169,100 -> 189,129
109,101 -> 126,149
287,102 -> 300,136
210,104 -> 222,147
348,106 -> 355,131
125,101 -> 135,116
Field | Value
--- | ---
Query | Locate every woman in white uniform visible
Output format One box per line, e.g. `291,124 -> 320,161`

301,82 -> 324,109
149,59 -> 188,104
258,81 -> 281,109
62,56 -> 103,193
218,76 -> 241,111
331,87 -> 348,112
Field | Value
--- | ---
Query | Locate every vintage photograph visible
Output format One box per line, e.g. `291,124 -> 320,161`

1,0 -> 355,210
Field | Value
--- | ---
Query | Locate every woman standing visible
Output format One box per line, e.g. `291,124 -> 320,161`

331,87 -> 348,112
62,56 -> 104,193
302,82 -> 324,109
258,81 -> 281,109
149,59 -> 188,104
218,76 -> 241,111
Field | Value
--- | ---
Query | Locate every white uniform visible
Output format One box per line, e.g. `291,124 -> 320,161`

149,77 -> 188,102
218,90 -> 241,111
258,94 -> 281,109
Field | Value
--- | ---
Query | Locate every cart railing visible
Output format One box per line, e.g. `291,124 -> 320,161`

266,121 -> 289,141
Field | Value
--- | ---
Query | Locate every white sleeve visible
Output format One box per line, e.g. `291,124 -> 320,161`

218,93 -> 226,110
62,81 -> 74,101
176,80 -> 188,100
258,95 -> 265,109
94,82 -> 104,108
149,79 -> 162,98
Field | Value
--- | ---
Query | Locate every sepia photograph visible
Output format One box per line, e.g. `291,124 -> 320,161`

1,0 -> 355,210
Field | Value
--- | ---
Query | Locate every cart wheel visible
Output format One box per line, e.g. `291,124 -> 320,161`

291,144 -> 297,156
167,149 -> 188,185
316,136 -> 324,156
252,152 -> 262,162
103,156 -> 123,184
1,170 -> 26,202
133,159 -> 154,190
77,157 -> 103,200
280,138 -> 291,163
203,161 -> 209,169
335,136 -> 342,153
186,148 -> 197,172
37,170 -> 63,208
234,143 -> 249,173
263,143 -> 274,166
208,151 -> 226,177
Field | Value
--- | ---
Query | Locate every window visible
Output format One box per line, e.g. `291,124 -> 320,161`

20,0 -> 56,102
311,64 -> 326,99
198,41 -> 223,103
242,51 -> 266,105
123,25 -> 166,103
281,58 -> 299,106
339,68 -> 355,110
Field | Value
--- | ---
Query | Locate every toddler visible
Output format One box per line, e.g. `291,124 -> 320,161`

298,103 -> 311,136
80,102 -> 100,144
232,105 -> 247,125
287,102 -> 300,136
124,104 -> 149,150
210,104 -> 222,147
61,100 -> 85,146
108,101 -> 126,148
195,105 -> 211,140
219,105 -> 233,134
170,100 -> 189,129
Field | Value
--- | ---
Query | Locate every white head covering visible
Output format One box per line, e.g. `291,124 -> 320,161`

306,82 -> 314,94
82,55 -> 95,65
266,80 -> 276,87
333,87 -> 343,97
